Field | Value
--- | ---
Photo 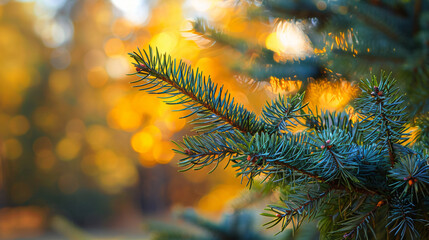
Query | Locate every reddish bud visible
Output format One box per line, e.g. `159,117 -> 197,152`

184,149 -> 191,155
374,86 -> 379,92
414,178 -> 418,183
378,91 -> 383,96
247,155 -> 252,161
408,179 -> 414,186
320,145 -> 325,149
327,145 -> 332,149
136,64 -> 147,72
276,213 -> 282,218
403,177 -> 408,181
326,139 -> 331,145
376,200 -> 385,207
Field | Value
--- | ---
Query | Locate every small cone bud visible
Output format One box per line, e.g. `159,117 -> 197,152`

403,177 -> 408,181
378,91 -> 383,96
374,86 -> 379,92
247,155 -> 252,161
377,200 -> 384,207
408,179 -> 414,186
276,213 -> 282,218
321,145 -> 325,149
185,149 -> 191,155
326,139 -> 331,145
414,178 -> 418,183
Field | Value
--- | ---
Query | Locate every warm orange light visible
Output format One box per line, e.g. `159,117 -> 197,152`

131,131 -> 154,153
197,184 -> 243,212
149,32 -> 179,54
111,18 -> 134,38
56,137 -> 81,161
4,138 -> 23,160
107,106 -> 141,131
152,141 -> 175,164
48,70 -> 71,94
35,149 -> 56,171
8,115 -> 30,136
104,38 -> 125,56
87,66 -> 109,88
306,80 -> 359,111
268,77 -> 302,95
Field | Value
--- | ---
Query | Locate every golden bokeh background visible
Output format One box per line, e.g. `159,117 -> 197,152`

0,0 -> 359,238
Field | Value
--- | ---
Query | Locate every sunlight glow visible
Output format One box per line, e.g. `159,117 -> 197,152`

266,20 -> 312,61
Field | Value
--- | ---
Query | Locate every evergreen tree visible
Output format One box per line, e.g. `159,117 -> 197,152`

129,47 -> 429,239
128,1 -> 429,239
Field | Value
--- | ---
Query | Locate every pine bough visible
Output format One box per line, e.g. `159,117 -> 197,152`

129,47 -> 429,239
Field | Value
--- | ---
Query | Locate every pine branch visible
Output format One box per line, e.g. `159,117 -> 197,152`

263,187 -> 332,232
353,72 -> 410,167
387,198 -> 428,239
262,92 -> 308,134
389,155 -> 429,201
308,128 -> 360,187
174,132 -> 240,173
341,200 -> 386,239
129,43 -> 429,238
129,46 -> 264,134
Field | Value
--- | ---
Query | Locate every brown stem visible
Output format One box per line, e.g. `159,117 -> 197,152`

381,113 -> 396,167
328,148 -> 341,169
281,190 -> 330,215
275,161 -> 327,182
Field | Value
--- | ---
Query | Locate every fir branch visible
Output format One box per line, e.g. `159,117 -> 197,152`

261,92 -> 308,134
387,197 -> 428,239
353,72 -> 410,167
263,187 -> 332,232
304,109 -> 362,143
230,131 -> 325,183
341,200 -> 386,240
174,132 -> 240,173
309,128 -> 359,186
129,46 -> 264,134
389,155 -> 429,201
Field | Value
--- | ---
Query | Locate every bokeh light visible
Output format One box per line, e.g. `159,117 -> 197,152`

266,20 -> 313,62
